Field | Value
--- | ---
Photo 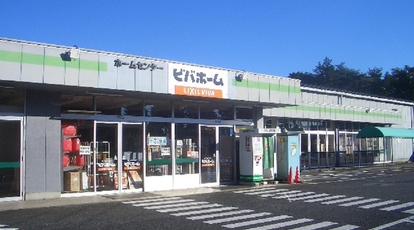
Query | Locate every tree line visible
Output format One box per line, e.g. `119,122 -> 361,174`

288,57 -> 414,102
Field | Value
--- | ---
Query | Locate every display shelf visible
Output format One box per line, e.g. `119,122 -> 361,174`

146,159 -> 171,165
176,158 -> 199,164
63,165 -> 83,172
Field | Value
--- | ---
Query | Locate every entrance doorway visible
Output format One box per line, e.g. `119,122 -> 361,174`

200,125 -> 234,185
0,119 -> 22,200
92,122 -> 143,192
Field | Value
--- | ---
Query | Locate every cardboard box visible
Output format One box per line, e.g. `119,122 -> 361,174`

64,172 -> 80,191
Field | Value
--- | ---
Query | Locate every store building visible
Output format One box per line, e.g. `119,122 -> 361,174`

0,38 -> 412,201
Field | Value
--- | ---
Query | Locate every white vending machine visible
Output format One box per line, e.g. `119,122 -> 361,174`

238,128 -> 279,183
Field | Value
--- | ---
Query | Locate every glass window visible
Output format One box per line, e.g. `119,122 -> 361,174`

175,124 -> 199,175
0,88 -> 24,113
277,119 -> 289,131
146,122 -> 172,176
235,107 -> 253,120
173,101 -> 199,119
200,102 -> 234,120
96,96 -> 143,116
145,99 -> 172,118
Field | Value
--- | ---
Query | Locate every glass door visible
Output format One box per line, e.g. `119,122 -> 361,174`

93,122 -> 118,192
219,126 -> 234,184
0,119 -> 22,199
93,122 -> 143,192
120,123 -> 143,191
200,126 -> 218,184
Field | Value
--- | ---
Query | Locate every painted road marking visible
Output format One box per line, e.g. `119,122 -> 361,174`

340,198 -> 380,207
305,195 -> 346,203
132,198 -> 194,207
380,202 -> 414,211
245,188 -> 289,195
359,200 -> 399,209
157,203 -> 223,213
222,215 -> 292,228
245,218 -> 313,230
187,209 -> 255,220
330,224 -> 360,230
289,221 -> 337,230
204,212 -> 272,224
145,201 -> 208,209
322,197 -> 364,205
122,196 -> 181,204
272,192 -> 315,199
260,190 -> 302,198
290,193 -> 330,201
171,207 -> 239,216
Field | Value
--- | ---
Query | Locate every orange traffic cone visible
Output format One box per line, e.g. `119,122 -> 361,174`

287,166 -> 293,184
294,166 -> 301,183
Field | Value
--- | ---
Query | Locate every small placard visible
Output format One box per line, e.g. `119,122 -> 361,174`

79,145 -> 91,155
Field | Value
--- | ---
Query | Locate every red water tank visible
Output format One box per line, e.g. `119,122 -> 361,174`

76,154 -> 84,166
72,138 -> 80,152
63,154 -> 70,167
63,139 -> 72,152
62,124 -> 77,136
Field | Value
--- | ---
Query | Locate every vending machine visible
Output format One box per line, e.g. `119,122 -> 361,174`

238,128 -> 279,183
275,133 -> 301,181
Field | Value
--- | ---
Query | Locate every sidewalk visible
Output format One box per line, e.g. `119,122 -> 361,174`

0,186 -> 246,212
1,162 -> 412,212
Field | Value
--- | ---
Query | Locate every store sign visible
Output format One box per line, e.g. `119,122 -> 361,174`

113,59 -> 163,71
245,135 -> 251,152
79,145 -> 91,155
168,63 -> 228,99
257,128 -> 281,134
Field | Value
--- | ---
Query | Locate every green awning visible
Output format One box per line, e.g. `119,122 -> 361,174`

357,126 -> 414,139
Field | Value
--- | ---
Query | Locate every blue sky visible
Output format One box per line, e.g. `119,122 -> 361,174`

1,1 -> 413,77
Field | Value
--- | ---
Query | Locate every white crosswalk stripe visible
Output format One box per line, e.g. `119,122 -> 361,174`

187,209 -> 255,220
245,218 -> 314,230
204,212 -> 272,224
222,215 -> 292,228
339,198 -> 380,207
122,196 -> 181,204
358,200 -> 399,209
329,224 -> 360,230
171,207 -> 239,216
289,221 -> 337,230
145,201 -> 208,209
401,207 -> 414,214
132,198 -> 194,207
157,203 -> 223,213
260,190 -> 302,198
290,193 -> 330,201
233,187 -> 276,193
380,202 -> 414,211
322,197 -> 364,205
272,191 -> 315,199
245,188 -> 289,195
305,195 -> 346,203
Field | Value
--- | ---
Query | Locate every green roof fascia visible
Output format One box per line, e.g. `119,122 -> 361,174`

357,126 -> 414,138
0,162 -> 19,169
232,79 -> 301,94
0,50 -> 107,72
285,105 -> 402,119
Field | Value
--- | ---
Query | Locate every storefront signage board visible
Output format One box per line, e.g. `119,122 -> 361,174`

168,63 -> 228,99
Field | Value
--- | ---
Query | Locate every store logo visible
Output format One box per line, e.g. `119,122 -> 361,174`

113,59 -> 163,71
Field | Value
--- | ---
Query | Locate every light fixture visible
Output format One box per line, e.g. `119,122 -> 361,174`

86,91 -> 124,97
62,45 -> 80,61
235,73 -> 244,82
